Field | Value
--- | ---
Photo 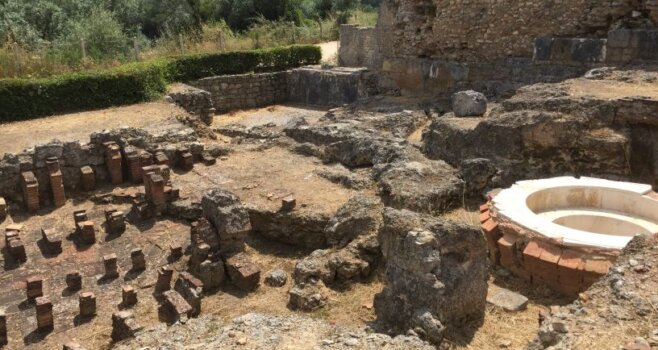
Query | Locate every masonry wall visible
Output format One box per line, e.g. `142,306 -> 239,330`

339,25 -> 381,68
377,0 -> 658,62
191,72 -> 288,113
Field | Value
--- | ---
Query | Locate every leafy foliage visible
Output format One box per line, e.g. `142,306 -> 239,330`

0,44 -> 321,120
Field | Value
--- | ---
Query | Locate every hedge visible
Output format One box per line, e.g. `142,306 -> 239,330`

0,45 -> 322,121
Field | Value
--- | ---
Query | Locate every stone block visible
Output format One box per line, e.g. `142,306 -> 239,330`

198,259 -> 225,291
104,142 -> 123,185
154,152 -> 169,166
169,244 -> 183,259
8,239 -> 26,262
80,166 -> 95,191
47,157 -> 66,207
281,195 -> 296,211
174,272 -> 203,317
104,208 -> 126,235
73,210 -> 88,223
35,296 -> 53,330
225,253 -> 261,291
162,291 -> 193,323
111,311 -> 142,342
452,90 -> 487,117
79,292 -> 96,318
486,287 -> 529,312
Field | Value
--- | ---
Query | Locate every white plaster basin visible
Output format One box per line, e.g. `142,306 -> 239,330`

492,177 -> 658,250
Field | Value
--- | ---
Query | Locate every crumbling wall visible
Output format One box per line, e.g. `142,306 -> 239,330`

378,0 -> 658,61
339,25 -> 381,68
191,72 -> 288,113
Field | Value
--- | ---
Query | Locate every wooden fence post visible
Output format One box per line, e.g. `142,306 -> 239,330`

178,34 -> 185,54
133,38 -> 140,61
80,38 -> 87,60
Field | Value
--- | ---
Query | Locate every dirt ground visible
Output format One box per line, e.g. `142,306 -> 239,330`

0,102 -> 185,154
567,74 -> 658,100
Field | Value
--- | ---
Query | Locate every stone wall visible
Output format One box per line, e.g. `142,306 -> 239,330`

288,67 -> 372,106
339,25 -> 381,68
167,84 -> 215,125
191,72 -> 288,113
377,0 -> 658,62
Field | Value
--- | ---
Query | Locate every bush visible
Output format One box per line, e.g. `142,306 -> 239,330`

0,44 -> 321,121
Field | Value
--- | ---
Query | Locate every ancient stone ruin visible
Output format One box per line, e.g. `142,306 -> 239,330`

1,1 -> 658,349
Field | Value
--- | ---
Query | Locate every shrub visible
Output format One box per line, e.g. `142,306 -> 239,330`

0,44 -> 320,121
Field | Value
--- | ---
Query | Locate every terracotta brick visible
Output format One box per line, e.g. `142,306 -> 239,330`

481,219 -> 501,264
479,211 -> 491,223
583,258 -> 613,285
479,203 -> 489,213
557,249 -> 584,287
497,233 -> 517,269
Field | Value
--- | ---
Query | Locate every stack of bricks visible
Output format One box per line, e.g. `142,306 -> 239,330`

130,248 -> 146,271
177,147 -> 194,171
0,309 -> 6,346
66,271 -> 82,291
201,151 -> 216,166
155,266 -> 174,292
480,200 -> 616,296
121,285 -> 138,307
104,142 -> 123,185
142,165 -> 166,213
5,224 -> 26,262
35,296 -> 53,330
26,276 -> 43,300
46,157 -> 66,207
79,292 -> 96,318
131,195 -> 152,220
125,150 -> 153,184
21,171 -> 40,212
103,254 -> 119,279
74,210 -> 96,245
154,151 -> 169,166
104,208 -> 126,235
174,272 -> 204,317
0,197 -> 6,220
80,166 -> 95,191
162,291 -> 193,323
41,228 -> 63,255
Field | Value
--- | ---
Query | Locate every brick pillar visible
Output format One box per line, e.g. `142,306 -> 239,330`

177,148 -> 194,170
46,157 -> 66,207
79,292 -> 96,318
26,276 -> 43,300
78,221 -> 96,245
0,197 -> 6,219
21,172 -> 39,212
0,309 -> 6,346
155,266 -> 174,292
80,166 -> 95,191
103,254 -> 119,278
104,208 -> 126,234
154,152 -> 169,166
125,153 -> 143,184
148,174 -> 166,212
121,285 -> 137,307
66,271 -> 82,291
35,296 -> 53,330
130,248 -> 146,271
104,142 -> 123,185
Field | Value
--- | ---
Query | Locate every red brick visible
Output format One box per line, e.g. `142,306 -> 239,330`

481,219 -> 501,264
479,204 -> 489,213
497,233 -> 517,269
557,249 -> 584,287
582,258 -> 613,285
479,211 -> 491,223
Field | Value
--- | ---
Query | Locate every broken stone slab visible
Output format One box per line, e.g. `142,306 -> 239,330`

201,189 -> 251,252
486,287 -> 529,312
288,281 -> 329,311
452,90 -> 487,117
111,310 -> 142,342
